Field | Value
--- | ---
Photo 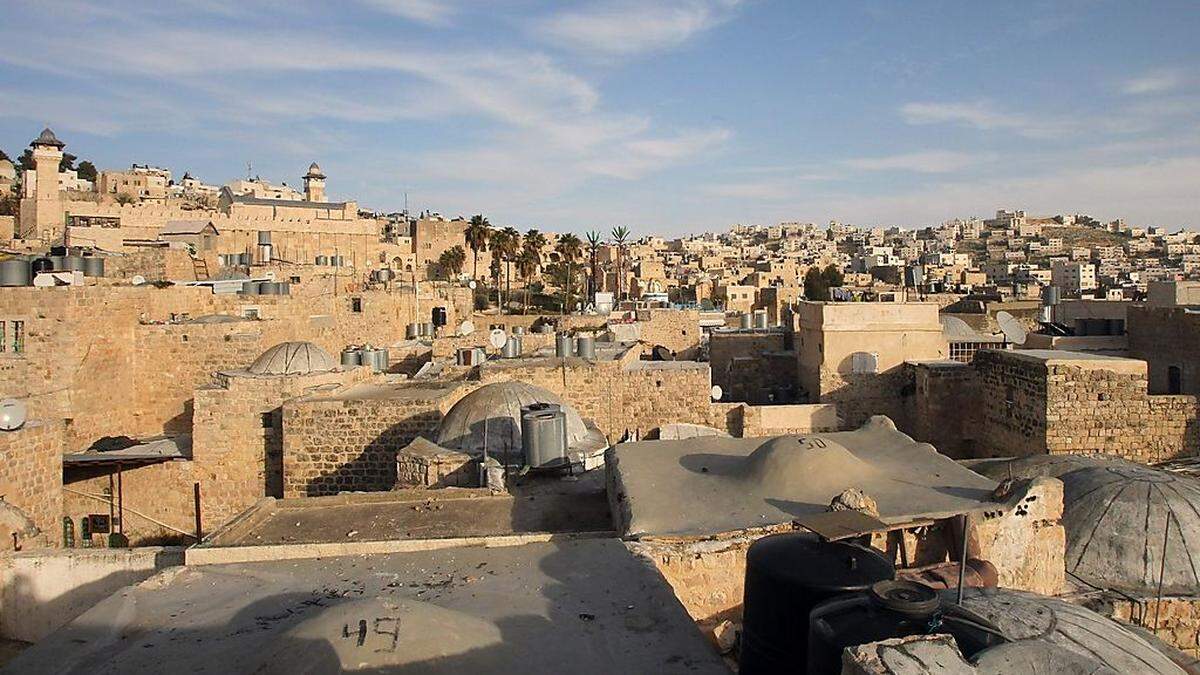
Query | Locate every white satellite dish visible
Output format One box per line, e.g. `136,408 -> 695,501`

996,311 -> 1028,345
459,320 -> 475,336
468,280 -> 477,290
131,275 -> 146,286
710,385 -> 723,401
939,315 -> 979,340
488,328 -> 507,349
0,399 -> 28,431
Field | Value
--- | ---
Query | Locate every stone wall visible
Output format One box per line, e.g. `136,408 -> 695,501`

282,389 -> 453,497
902,361 -> 980,459
709,330 -> 798,404
633,308 -> 701,359
818,368 -> 911,430
0,421 -> 64,549
1128,305 -> 1200,395
973,350 -> 1200,462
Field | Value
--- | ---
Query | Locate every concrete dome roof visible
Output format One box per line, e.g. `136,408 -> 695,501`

1061,463 -> 1200,594
247,341 -> 334,376
436,382 -> 588,458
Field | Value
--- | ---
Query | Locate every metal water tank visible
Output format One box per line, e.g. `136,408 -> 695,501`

256,244 -> 272,265
521,408 -> 568,469
65,256 -> 86,272
82,256 -> 105,278
276,281 -> 290,295
575,334 -> 596,359
457,347 -> 487,366
0,259 -> 32,287
257,231 -> 272,245
360,347 -> 380,372
740,313 -> 753,330
316,255 -> 330,266
373,348 -> 389,372
31,258 -> 53,275
406,323 -> 419,339
49,255 -> 67,271
239,252 -> 252,266
240,281 -> 261,295
555,333 -> 573,357
331,255 -> 345,267
421,321 -> 435,337
259,282 -> 282,295
341,347 -> 361,369
754,311 -> 769,329
513,325 -> 526,335
739,534 -> 894,675
502,335 -> 522,358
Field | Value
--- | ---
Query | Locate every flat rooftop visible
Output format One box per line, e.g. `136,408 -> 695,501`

204,471 -> 612,550
1003,348 -> 1148,374
10,540 -> 728,674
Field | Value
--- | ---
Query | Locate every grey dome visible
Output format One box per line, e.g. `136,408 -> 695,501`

31,127 -> 64,149
961,588 -> 1184,673
972,453 -> 1139,483
436,382 -> 588,458
1061,463 -> 1200,594
247,341 -> 334,376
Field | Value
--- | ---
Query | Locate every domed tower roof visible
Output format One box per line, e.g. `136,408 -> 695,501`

31,127 -> 65,149
436,382 -> 588,457
1059,463 -> 1200,594
0,159 -> 15,181
304,162 -> 325,180
247,341 -> 335,376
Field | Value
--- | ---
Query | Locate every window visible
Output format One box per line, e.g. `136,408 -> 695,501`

351,297 -> 363,313
261,412 -> 275,429
1168,366 -> 1183,395
11,321 -> 24,354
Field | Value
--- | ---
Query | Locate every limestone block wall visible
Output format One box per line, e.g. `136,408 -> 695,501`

1128,305 -> 1200,395
974,350 -> 1050,458
63,459 -> 198,546
0,421 -> 64,549
282,393 -> 448,497
902,361 -> 981,459
818,367 -> 911,430
634,309 -> 702,359
709,331 -> 798,404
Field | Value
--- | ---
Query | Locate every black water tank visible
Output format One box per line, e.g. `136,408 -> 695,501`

807,581 -> 1005,673
431,306 -> 447,327
31,258 -> 53,274
739,534 -> 894,674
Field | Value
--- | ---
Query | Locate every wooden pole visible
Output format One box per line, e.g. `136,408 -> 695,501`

193,482 -> 203,544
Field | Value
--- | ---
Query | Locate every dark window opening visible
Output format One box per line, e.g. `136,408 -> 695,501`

261,412 -> 275,429
1168,366 -> 1183,395
351,297 -> 363,313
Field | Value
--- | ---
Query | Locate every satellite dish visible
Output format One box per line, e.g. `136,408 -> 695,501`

459,320 -> 475,336
996,311 -> 1027,345
131,275 -> 146,286
488,328 -> 507,349
939,315 -> 979,340
468,280 -> 477,290
710,385 -> 723,401
0,399 -> 27,431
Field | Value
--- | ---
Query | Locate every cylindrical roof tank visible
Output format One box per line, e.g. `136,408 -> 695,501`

740,313 -> 753,330
259,282 -> 282,295
331,255 -> 345,267
502,335 -> 522,358
31,258 -> 53,274
406,323 -> 419,339
257,231 -> 272,245
65,256 -> 86,272
512,325 -> 526,335
340,347 -> 361,369
240,281 -> 262,295
256,244 -> 272,265
49,255 -> 67,271
521,409 -> 568,469
372,348 -> 389,372
575,334 -> 596,359
239,252 -> 252,266
421,322 -> 434,337
1042,285 -> 1062,306
316,255 -> 329,266
754,311 -> 769,329
555,333 -> 573,357
739,534 -> 894,675
0,259 -> 32,287
276,281 -> 290,295
82,257 -> 105,278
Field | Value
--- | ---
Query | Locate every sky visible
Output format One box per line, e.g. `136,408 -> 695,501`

1,0 -> 1198,236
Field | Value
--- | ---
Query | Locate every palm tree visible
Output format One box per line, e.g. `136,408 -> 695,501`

465,215 -> 491,281
556,233 -> 583,315
516,247 -> 540,314
585,230 -> 602,306
500,227 -> 520,310
489,228 -> 510,308
610,226 -> 631,301
438,245 -> 466,279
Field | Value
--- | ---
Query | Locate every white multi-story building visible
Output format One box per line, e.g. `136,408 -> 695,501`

1051,261 -> 1097,295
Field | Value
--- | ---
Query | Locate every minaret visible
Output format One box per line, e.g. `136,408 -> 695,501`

19,128 -> 65,239
303,162 -> 326,203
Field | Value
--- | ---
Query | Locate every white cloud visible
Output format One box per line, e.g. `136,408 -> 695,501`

535,0 -> 741,57
899,101 -> 1070,139
843,150 -> 978,173
357,0 -> 457,24
1120,68 -> 1186,95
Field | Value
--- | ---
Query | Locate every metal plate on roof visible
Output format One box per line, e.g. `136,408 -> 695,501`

793,510 -> 890,541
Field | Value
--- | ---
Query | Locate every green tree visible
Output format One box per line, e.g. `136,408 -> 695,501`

517,247 -> 540,314
438,245 -> 466,279
555,233 -> 583,314
610,226 -> 630,301
821,264 -> 844,289
499,227 -> 520,309
804,266 -> 830,301
465,214 -> 491,281
59,152 -> 77,173
585,230 -> 602,305
488,228 -> 509,307
76,160 -> 97,182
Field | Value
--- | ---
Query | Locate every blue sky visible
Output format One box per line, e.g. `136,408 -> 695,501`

1,1 -> 1198,235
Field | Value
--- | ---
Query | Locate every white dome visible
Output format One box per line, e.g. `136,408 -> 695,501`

247,341 -> 334,376
436,382 -> 588,457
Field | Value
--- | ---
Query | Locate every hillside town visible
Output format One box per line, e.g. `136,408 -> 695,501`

1,125 -> 1200,675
